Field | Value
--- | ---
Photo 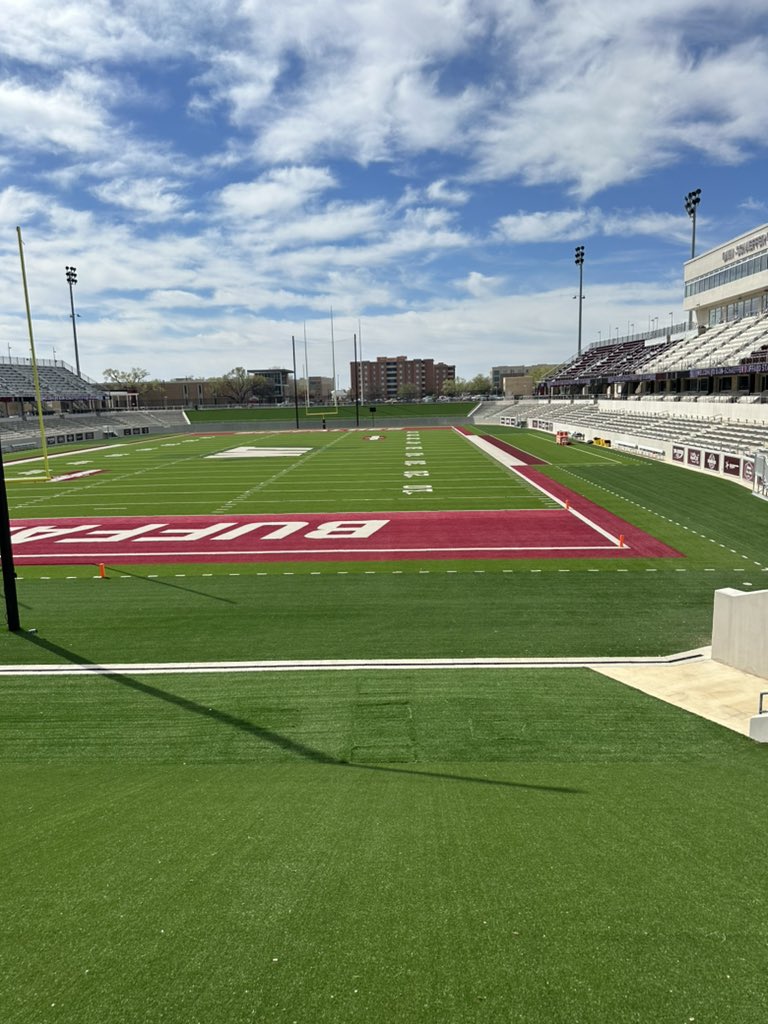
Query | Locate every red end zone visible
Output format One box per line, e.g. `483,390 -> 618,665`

10,508 -> 681,564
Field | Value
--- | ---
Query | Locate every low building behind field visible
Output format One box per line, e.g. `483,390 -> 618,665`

502,373 -> 535,398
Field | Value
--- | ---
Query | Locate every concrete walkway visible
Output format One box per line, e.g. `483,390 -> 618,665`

593,650 -> 766,736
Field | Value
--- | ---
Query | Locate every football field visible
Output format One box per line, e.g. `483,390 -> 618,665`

2,425 -> 768,1024
6,427 -> 677,563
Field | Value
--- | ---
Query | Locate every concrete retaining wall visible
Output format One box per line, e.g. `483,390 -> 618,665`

712,588 -> 768,679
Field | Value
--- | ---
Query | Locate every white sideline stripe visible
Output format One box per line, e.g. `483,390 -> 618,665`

0,649 -> 710,676
455,430 -> 527,468
507,467 -> 624,546
566,506 -> 623,546
12,544 -> 617,560
453,430 -> 625,548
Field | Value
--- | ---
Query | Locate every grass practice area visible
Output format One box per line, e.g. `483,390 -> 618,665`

2,424 -> 768,1023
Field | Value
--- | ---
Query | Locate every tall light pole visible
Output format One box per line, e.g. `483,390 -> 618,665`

684,189 -> 701,331
684,189 -> 701,259
65,266 -> 81,377
574,245 -> 585,355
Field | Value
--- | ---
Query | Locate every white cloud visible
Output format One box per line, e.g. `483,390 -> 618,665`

495,209 -> 602,243
91,178 -> 191,221
457,271 -> 503,297
468,6 -> 768,197
0,74 -> 110,155
426,179 -> 470,205
494,207 -> 691,245
739,197 -> 767,212
216,166 -> 337,218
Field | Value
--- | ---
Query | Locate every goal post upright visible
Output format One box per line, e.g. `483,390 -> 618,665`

16,226 -> 51,481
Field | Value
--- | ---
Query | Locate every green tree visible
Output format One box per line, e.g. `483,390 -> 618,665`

397,382 -> 419,401
467,373 -> 491,395
102,367 -> 159,407
103,367 -> 150,391
251,374 -> 275,403
440,377 -> 466,397
211,367 -> 255,405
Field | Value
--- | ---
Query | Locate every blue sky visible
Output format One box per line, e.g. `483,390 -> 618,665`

1,0 -> 767,387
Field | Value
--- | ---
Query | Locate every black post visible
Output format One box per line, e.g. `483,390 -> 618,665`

0,435 -> 20,631
291,336 -> 300,429
353,332 -> 360,427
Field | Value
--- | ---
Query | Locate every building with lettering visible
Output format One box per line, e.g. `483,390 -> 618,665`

685,223 -> 768,328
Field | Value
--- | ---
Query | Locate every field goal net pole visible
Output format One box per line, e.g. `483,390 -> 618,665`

353,332 -> 360,426
302,313 -> 341,417
290,335 -> 300,430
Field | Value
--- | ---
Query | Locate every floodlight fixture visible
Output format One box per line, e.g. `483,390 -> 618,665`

684,189 -> 701,259
65,265 -> 81,377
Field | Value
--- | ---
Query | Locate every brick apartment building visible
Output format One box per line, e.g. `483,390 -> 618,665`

351,355 -> 456,401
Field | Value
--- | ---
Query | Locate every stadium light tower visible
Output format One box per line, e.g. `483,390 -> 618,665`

574,245 -> 585,355
65,265 -> 81,377
684,189 -> 701,259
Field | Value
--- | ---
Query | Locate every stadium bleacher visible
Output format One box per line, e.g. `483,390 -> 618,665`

478,396 -> 768,458
0,360 -> 104,402
544,312 -> 768,395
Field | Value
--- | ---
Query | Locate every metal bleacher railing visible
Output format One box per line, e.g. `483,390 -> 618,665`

0,357 -> 104,399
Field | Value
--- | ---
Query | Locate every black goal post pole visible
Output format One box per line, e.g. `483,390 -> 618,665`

0,435 -> 20,631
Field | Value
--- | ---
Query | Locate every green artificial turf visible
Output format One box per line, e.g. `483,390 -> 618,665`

5,429 -> 555,516
0,567 -> 740,665
3,422 -> 768,1023
185,401 -> 476,423
2,668 -> 767,1023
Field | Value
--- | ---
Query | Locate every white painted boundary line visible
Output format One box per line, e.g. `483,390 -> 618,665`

507,466 -> 624,546
0,649 -> 710,676
455,430 -> 527,469
11,544 -> 616,560
454,428 -> 625,548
